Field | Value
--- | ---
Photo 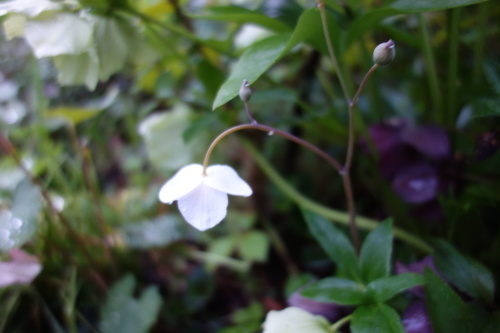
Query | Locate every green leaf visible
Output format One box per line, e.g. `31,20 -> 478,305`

212,8 -> 329,109
24,12 -> 93,58
346,0 -> 487,47
99,274 -> 162,333
0,178 -> 41,251
434,240 -> 495,303
212,34 -> 289,110
424,269 -> 473,333
138,103 -> 207,172
93,15 -> 129,81
209,235 -> 238,257
193,6 -> 291,33
237,230 -> 269,262
390,0 -> 487,11
262,307 -> 331,333
121,215 -> 200,249
44,107 -> 102,126
53,51 -> 99,90
351,304 -> 405,333
367,273 -> 424,303
301,277 -> 366,305
359,219 -> 393,283
302,209 -> 361,281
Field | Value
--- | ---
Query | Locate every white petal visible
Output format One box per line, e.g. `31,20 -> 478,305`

158,164 -> 204,204
204,165 -> 252,197
177,183 -> 228,231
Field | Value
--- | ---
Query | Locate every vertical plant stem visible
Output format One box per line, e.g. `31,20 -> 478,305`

0,135 -> 108,292
473,2 -> 488,85
418,13 -> 443,122
447,8 -> 460,127
262,219 -> 299,275
318,0 -> 362,253
317,1 -> 352,105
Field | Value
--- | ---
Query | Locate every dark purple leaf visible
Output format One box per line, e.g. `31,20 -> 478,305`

401,125 -> 450,160
391,163 -> 439,203
402,300 -> 434,333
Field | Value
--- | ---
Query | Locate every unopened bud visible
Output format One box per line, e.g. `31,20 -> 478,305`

373,40 -> 395,66
239,79 -> 252,102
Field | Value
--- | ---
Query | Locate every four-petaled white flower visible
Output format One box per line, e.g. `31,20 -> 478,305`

159,164 -> 252,231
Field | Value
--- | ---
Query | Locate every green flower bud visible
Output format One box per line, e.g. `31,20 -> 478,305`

373,40 -> 395,66
239,79 -> 252,102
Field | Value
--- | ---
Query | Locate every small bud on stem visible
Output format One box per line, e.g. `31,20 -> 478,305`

373,39 -> 396,66
239,79 -> 252,102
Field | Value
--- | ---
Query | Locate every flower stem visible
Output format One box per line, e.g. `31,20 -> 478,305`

317,0 -> 351,105
447,8 -> 460,127
331,314 -> 352,332
242,140 -> 434,254
202,123 -> 343,175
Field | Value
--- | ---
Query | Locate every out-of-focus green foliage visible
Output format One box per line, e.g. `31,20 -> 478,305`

0,0 -> 498,331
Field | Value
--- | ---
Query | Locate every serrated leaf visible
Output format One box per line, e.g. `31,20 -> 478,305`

424,269 -> 473,333
351,304 -> 405,333
262,307 -> 331,333
302,209 -> 361,281
301,277 -> 366,305
434,240 -> 495,303
367,273 -> 424,303
237,230 -> 269,262
359,219 -> 392,283
193,6 -> 290,33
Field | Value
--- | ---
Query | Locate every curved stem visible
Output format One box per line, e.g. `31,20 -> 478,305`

331,314 -> 352,332
202,123 -> 343,175
242,140 -> 433,254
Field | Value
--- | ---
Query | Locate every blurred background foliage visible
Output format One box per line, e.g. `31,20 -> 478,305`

0,0 -> 499,332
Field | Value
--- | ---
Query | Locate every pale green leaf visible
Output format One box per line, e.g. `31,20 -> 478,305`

238,230 -> 269,262
93,15 -> 129,80
99,274 -> 162,333
2,14 -> 26,39
24,12 -> 93,58
53,50 -> 99,90
0,179 -> 41,251
0,0 -> 64,18
44,106 -> 102,126
138,103 -> 207,172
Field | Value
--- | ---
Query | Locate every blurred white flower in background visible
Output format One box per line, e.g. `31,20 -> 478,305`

0,249 -> 42,287
0,0 -> 157,90
159,164 -> 252,231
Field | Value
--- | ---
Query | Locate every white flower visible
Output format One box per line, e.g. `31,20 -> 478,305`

0,249 -> 42,288
158,164 -> 252,231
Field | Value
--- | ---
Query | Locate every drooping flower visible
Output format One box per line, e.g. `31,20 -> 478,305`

158,164 -> 252,231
